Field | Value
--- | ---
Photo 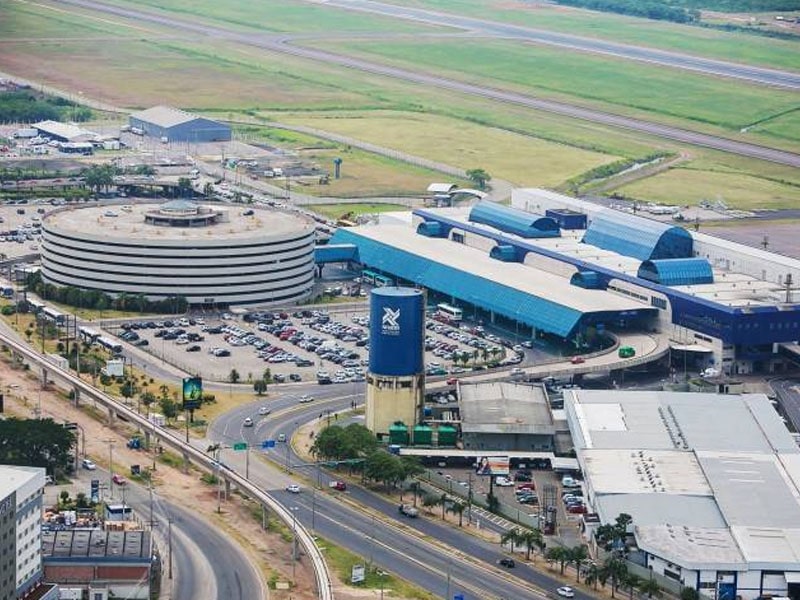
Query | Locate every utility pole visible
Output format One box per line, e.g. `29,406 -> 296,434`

106,439 -> 115,500
168,516 -> 173,580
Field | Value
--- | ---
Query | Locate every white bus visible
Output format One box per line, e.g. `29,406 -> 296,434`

436,303 -> 463,323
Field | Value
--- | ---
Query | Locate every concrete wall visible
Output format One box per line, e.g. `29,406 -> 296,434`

366,373 -> 424,438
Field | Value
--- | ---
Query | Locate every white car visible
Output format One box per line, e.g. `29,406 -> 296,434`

243,417 -> 254,427
557,587 -> 575,598
298,394 -> 314,403
285,484 -> 301,494
495,476 -> 514,487
81,459 -> 97,470
258,406 -> 271,415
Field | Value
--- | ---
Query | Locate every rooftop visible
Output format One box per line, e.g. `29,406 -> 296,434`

129,105 -> 211,128
44,203 -> 311,242
42,529 -> 151,562
0,465 -> 43,499
459,382 -> 554,435
33,120 -> 96,142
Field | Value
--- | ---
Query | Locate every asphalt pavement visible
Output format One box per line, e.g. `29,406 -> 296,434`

770,378 -> 800,432
56,0 -> 800,168
208,390 -> 595,600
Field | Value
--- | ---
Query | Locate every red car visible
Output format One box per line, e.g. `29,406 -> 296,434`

329,481 -> 347,491
112,474 -> 127,486
570,356 -> 585,364
517,483 -> 535,491
446,377 -> 458,385
567,504 -> 587,514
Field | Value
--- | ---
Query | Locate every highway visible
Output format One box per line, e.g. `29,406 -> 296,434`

209,391 -> 595,600
55,0 -> 800,168
770,378 -> 800,432
323,0 -> 800,90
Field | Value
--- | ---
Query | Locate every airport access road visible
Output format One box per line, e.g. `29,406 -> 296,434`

322,0 -> 800,90
210,394 -> 595,600
56,0 -> 800,168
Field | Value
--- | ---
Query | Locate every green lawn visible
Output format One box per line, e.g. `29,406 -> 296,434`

384,0 -> 800,71
615,167 -> 800,209
100,0 -> 446,34
278,111 -> 620,187
312,203 -> 410,219
0,0 -> 143,39
314,38 -> 800,143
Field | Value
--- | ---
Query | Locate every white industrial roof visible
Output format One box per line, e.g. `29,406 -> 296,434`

427,183 -> 458,194
459,382 -> 553,435
0,465 -> 42,499
130,105 -> 204,128
351,225 -> 646,315
566,390 -> 800,570
33,120 -> 95,141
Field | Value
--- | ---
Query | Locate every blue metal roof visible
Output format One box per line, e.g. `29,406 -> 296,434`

469,201 -> 560,239
638,258 -> 714,287
330,229 -> 582,337
489,244 -> 519,262
582,211 -> 693,260
314,244 -> 358,264
571,271 -> 603,289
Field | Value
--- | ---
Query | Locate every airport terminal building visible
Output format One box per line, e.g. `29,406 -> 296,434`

326,189 -> 800,374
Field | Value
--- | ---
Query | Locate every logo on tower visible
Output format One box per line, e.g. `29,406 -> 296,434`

381,306 -> 400,336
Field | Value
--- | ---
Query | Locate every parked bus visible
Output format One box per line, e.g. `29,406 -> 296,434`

26,298 -> 45,313
436,303 -> 463,323
97,336 -> 123,355
362,270 -> 393,288
41,306 -> 66,325
618,346 -> 636,358
78,326 -> 101,344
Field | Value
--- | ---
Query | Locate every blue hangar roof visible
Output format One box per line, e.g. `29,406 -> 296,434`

638,258 -> 714,287
469,201 -> 560,239
329,226 -> 650,338
582,211 -> 693,261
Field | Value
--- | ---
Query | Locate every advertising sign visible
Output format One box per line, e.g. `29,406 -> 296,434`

182,377 -> 203,410
475,456 -> 510,476
351,564 -> 366,584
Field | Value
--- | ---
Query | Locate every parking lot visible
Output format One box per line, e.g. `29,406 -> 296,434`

0,198 -> 55,259
106,302 -> 542,384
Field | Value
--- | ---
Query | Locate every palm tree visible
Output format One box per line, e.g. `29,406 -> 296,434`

639,577 -> 662,599
519,529 -> 544,561
570,544 -> 589,582
584,562 -> 603,591
501,528 -> 522,554
601,556 -> 628,599
439,493 -> 448,520
546,547 -> 570,576
625,573 -> 643,600
447,500 -> 466,527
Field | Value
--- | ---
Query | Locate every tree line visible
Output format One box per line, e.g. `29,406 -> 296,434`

24,271 -> 189,315
0,91 -> 91,124
0,418 -> 75,477
552,0 -> 699,23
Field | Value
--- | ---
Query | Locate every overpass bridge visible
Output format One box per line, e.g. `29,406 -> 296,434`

0,331 -> 334,600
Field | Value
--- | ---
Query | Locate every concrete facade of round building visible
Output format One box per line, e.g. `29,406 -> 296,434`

41,201 -> 315,306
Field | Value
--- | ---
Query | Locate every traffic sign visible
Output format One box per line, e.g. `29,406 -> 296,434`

233,442 -> 247,451
261,440 -> 276,449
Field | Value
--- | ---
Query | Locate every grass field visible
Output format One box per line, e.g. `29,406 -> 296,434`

312,203 -> 410,219
388,0 -> 800,71
278,111 -> 619,187
317,38 -> 800,144
102,0 -> 445,35
615,166 -> 800,209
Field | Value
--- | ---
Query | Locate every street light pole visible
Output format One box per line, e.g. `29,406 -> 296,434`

106,439 -> 115,500
291,506 -> 299,583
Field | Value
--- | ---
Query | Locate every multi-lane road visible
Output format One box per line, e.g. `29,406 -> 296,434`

208,387 -> 593,600
53,0 -> 800,168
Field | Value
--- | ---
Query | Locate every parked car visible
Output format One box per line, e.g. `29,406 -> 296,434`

495,476 -> 514,487
112,474 -> 127,486
82,459 -> 97,470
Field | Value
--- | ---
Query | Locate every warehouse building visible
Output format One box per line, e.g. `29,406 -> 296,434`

128,106 -> 231,142
565,389 -> 800,600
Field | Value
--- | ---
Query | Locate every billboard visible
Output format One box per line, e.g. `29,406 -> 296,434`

182,377 -> 203,410
369,287 -> 425,376
475,456 -> 510,476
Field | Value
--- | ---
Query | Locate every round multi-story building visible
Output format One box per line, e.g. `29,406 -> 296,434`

41,200 -> 315,306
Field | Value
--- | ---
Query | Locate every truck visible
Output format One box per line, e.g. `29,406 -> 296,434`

13,128 -> 37,139
398,504 -> 418,518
